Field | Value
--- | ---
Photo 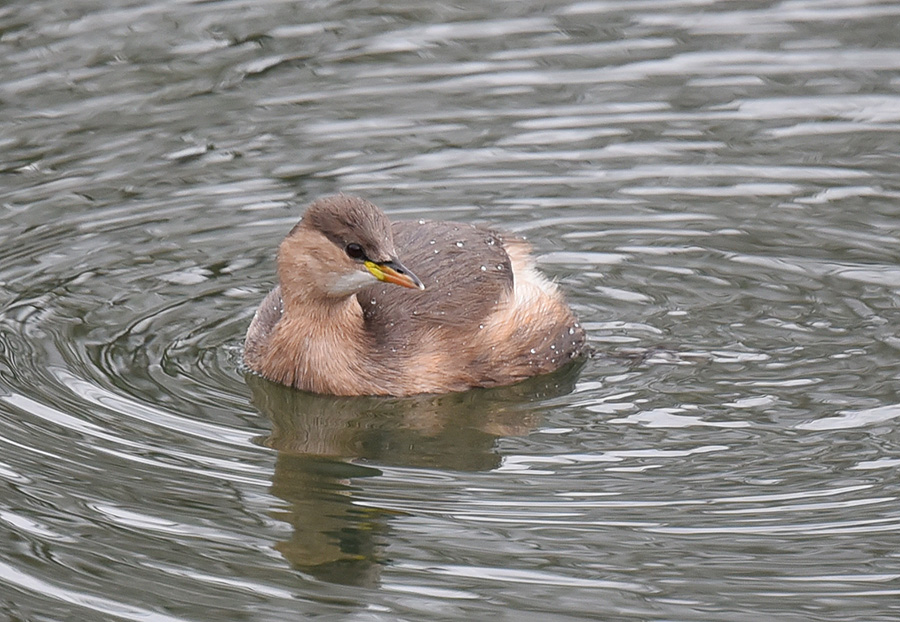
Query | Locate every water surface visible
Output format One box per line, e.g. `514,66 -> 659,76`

2,0 -> 900,620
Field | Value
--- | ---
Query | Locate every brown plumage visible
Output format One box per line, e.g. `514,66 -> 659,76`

243,195 -> 585,396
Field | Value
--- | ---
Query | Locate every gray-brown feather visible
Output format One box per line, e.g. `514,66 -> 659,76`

296,195 -> 395,262
358,221 -> 512,348
242,285 -> 283,371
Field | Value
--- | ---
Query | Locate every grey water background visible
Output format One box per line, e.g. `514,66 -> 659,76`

2,0 -> 900,619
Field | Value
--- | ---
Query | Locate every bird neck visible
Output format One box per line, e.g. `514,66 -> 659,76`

265,291 -> 373,395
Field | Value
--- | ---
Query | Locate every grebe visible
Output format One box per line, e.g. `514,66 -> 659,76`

243,195 -> 585,396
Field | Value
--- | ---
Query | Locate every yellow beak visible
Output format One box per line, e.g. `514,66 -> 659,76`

365,259 -> 425,290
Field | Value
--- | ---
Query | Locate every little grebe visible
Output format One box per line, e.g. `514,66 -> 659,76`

243,195 -> 585,396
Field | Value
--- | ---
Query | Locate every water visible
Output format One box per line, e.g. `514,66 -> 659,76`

2,0 -> 900,619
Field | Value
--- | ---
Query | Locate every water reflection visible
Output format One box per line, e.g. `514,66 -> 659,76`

267,454 -> 386,587
246,364 -> 581,584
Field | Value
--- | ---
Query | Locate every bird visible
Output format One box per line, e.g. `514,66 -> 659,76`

243,195 -> 585,396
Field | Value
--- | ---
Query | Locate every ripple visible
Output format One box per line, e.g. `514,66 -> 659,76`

797,404 -> 900,431
398,562 -> 646,592
0,559 -> 190,622
2,0 -> 900,619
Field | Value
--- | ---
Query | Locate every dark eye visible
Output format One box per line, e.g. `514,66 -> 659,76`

345,243 -> 365,260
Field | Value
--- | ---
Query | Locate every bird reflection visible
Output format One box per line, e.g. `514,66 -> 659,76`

266,453 -> 386,587
247,362 -> 582,586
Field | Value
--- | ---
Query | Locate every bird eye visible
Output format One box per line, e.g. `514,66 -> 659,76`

345,243 -> 365,260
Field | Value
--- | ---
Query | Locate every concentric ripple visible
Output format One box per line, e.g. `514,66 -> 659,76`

2,0 -> 900,620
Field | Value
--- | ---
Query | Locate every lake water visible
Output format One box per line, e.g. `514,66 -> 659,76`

2,0 -> 900,620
